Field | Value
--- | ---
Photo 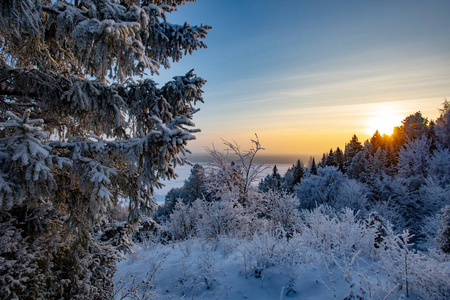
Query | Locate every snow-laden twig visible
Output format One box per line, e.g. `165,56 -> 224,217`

317,255 -> 337,299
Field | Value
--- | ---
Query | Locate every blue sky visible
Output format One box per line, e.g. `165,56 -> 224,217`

156,0 -> 450,155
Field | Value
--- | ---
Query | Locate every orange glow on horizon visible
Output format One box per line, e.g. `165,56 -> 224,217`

190,100 -> 443,157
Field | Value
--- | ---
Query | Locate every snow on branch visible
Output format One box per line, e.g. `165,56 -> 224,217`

0,110 -> 56,208
1,0 -> 210,82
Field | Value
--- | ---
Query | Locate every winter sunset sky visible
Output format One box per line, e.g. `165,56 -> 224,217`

156,0 -> 450,156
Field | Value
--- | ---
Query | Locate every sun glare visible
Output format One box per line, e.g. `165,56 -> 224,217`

365,108 -> 402,136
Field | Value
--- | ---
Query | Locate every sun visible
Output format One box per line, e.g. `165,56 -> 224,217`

365,107 -> 402,136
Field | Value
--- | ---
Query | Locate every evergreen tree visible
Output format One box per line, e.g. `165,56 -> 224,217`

436,99 -> 450,148
310,157 -> 318,175
259,165 -> 282,193
325,148 -> 335,166
281,159 -> 304,193
333,147 -> 344,172
401,112 -> 430,140
162,186 -> 184,216
344,134 -> 363,171
370,130 -> 383,153
318,153 -> 327,168
365,148 -> 389,181
225,161 -> 245,194
0,1 -> 210,298
392,112 -> 430,155
185,163 -> 207,203
162,163 -> 206,216
397,136 -> 431,190
347,141 -> 371,181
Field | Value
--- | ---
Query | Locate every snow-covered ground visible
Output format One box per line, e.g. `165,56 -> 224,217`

114,238 -> 414,300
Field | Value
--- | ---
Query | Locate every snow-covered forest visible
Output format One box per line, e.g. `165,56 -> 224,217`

125,108 -> 449,299
0,0 -> 449,299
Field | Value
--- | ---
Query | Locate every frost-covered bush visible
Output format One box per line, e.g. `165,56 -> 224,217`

166,187 -> 260,241
254,190 -> 301,236
380,230 -> 416,297
381,230 -> 450,299
133,216 -> 169,246
300,167 -> 371,214
295,166 -> 345,209
197,243 -> 220,289
204,136 -> 268,204
333,178 -> 369,214
98,219 -> 135,254
236,205 -> 384,287
195,195 -> 249,239
301,206 -> 379,259
437,205 -> 450,254
166,199 -> 198,240
239,229 -> 286,279
114,249 -> 168,300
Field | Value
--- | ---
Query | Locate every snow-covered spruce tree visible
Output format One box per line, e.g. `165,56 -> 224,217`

160,163 -> 206,217
436,99 -> 450,148
344,134 -> 363,171
258,165 -> 282,193
280,159 -> 304,193
0,1 -> 209,298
